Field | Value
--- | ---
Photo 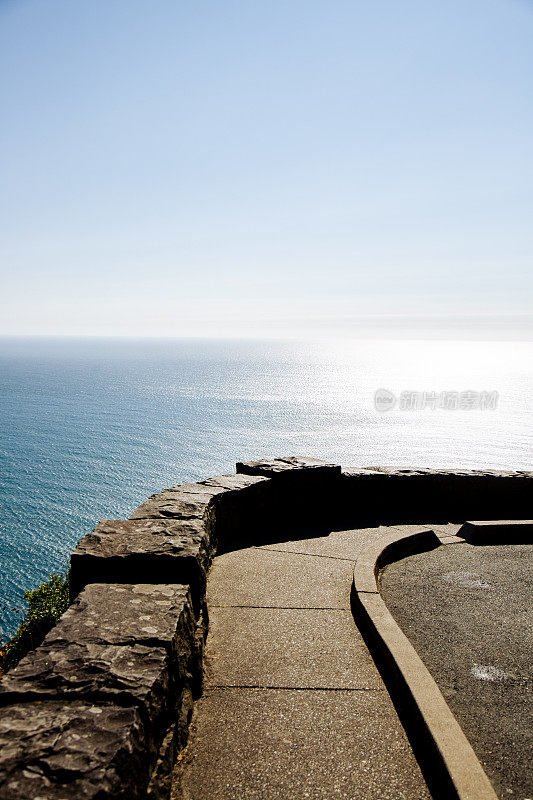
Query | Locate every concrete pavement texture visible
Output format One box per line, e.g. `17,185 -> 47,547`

380,542 -> 532,800
171,528 -> 432,800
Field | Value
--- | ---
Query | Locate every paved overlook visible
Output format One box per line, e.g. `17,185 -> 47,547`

172,526 -> 432,800
0,457 -> 531,800
381,541 -> 533,800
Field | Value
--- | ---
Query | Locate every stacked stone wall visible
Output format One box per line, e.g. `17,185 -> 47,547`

0,457 -> 531,799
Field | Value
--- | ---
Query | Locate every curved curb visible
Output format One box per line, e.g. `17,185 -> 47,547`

352,528 -> 498,800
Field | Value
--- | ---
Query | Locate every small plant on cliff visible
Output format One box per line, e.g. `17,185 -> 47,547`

0,572 -> 69,678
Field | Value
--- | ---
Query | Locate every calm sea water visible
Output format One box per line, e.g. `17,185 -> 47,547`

1,336 -> 531,638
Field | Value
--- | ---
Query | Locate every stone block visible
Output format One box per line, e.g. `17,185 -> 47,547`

0,700 -> 148,800
236,455 -> 341,480
460,519 -> 533,544
131,493 -> 210,521
52,583 -> 195,651
198,474 -> 272,550
0,584 -> 198,756
131,474 -> 273,552
200,473 -> 268,490
70,520 -> 210,611
130,481 -> 230,517
130,488 -> 214,525
340,468 -> 533,526
233,459 -> 343,535
129,476 -> 270,552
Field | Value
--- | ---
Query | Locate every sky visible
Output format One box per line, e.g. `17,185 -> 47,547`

1,0 -> 532,339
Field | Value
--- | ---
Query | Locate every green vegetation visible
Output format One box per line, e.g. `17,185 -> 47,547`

0,572 -> 70,678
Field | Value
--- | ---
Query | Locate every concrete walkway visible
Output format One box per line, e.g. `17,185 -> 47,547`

171,528 -> 431,800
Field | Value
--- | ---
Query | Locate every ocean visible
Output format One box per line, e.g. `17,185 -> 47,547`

1,336 -> 531,638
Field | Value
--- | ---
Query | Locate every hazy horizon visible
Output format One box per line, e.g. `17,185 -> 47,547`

1,0 -> 532,339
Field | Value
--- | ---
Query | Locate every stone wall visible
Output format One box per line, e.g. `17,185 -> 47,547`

0,457 -> 531,799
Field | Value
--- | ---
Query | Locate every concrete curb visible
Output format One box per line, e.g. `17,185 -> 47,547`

352,528 -> 499,800
5,456 -> 532,799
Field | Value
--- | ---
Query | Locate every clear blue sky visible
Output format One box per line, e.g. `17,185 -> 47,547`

1,0 -> 532,338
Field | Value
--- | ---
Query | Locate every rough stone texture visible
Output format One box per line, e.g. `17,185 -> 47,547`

130,475 -> 271,554
193,606 -> 208,686
0,700 -> 148,800
5,462 -> 533,800
199,474 -> 273,552
172,688 -> 431,800
56,583 -> 195,650
0,640 -> 173,746
131,493 -> 211,523
129,482 -> 229,555
363,467 -> 533,477
130,486 -> 219,530
0,584 -> 198,761
147,721 -> 182,800
200,474 -> 268,492
130,475 -> 267,510
70,520 -> 210,612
